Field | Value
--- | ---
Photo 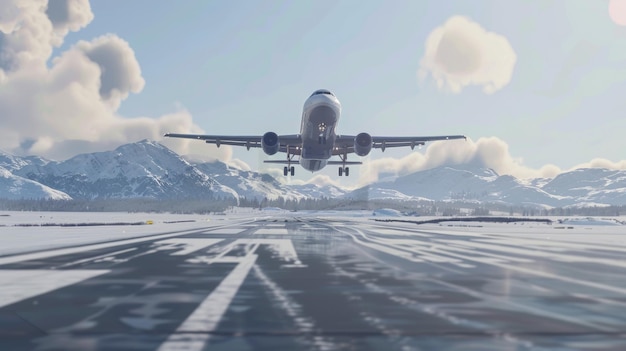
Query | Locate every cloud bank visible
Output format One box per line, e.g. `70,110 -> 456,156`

0,0 -> 230,161
418,16 -> 517,94
359,137 -> 563,186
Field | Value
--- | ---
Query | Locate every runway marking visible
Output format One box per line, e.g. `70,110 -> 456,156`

344,226 -> 626,299
0,229 -> 211,266
341,230 -> 619,335
55,248 -> 137,268
203,228 -> 244,235
158,253 -> 258,351
159,239 -> 303,350
153,238 -> 223,256
0,269 -> 108,308
188,239 -> 303,266
440,239 -> 626,267
254,228 -> 289,235
367,228 -> 431,237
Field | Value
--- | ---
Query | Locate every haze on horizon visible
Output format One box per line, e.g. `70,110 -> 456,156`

1,0 -> 626,188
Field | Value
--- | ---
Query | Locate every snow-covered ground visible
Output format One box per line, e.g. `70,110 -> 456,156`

0,211 -> 260,256
0,210 -> 624,257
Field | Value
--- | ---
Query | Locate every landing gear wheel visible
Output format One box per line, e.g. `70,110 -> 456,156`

338,167 -> 343,176
345,167 -> 349,176
290,166 -> 295,176
283,166 -> 288,176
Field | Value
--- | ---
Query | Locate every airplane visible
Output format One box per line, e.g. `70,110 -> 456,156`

164,89 -> 466,177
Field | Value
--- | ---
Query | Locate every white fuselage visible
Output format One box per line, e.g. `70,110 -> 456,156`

299,91 -> 341,172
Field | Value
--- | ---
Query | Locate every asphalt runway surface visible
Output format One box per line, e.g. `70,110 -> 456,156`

1,216 -> 625,350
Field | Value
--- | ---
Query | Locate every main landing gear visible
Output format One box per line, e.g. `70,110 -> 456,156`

284,166 -> 295,176
284,146 -> 295,176
338,151 -> 349,177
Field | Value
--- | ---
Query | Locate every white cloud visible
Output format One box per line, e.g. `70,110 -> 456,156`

46,0 -> 94,43
0,0 -> 230,162
573,158 -> 626,170
227,158 -> 252,171
419,16 -> 517,94
356,136 -> 626,187
75,34 -> 145,109
358,137 -> 562,186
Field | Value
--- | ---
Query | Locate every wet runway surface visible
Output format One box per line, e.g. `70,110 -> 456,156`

1,216 -> 625,350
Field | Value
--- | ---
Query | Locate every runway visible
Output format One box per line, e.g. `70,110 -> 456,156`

1,214 -> 625,350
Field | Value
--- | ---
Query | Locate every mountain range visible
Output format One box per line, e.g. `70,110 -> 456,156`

1,140 -> 626,208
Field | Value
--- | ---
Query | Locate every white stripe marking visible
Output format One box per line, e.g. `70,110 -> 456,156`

158,254 -> 258,350
0,270 -> 109,308
0,230 -> 207,266
155,239 -> 223,256
255,228 -> 289,235
56,248 -> 137,268
204,228 -> 243,234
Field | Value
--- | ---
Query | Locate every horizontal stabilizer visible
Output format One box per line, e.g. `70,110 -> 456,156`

326,161 -> 362,165
263,160 -> 363,165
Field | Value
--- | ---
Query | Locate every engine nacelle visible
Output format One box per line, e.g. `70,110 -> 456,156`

354,132 -> 373,156
262,131 -> 279,155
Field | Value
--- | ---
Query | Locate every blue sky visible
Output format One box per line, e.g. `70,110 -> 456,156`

2,0 -> 626,187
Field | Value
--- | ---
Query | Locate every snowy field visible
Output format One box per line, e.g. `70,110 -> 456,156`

0,210 -> 624,257
0,210 -> 262,256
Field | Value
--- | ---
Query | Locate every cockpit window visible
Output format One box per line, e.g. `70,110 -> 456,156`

310,89 -> 335,97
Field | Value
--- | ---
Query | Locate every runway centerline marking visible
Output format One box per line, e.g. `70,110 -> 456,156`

158,238 -> 303,350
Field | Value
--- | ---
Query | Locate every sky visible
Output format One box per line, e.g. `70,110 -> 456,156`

1,0 -> 626,188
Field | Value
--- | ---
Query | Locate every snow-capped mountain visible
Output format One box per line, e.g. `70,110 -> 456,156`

3,140 -> 626,207
12,141 -> 240,200
190,160 -> 344,200
541,168 -> 626,206
0,166 -> 71,200
346,165 -> 625,208
4,140 -> 345,201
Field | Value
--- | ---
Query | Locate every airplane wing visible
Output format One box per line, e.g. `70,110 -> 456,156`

163,133 -> 303,154
333,134 -> 466,154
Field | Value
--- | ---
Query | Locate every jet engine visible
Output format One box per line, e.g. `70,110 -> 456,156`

262,132 -> 279,155
354,132 -> 373,156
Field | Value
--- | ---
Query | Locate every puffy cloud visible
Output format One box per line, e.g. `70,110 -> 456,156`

0,0 -> 92,72
75,35 -> 145,109
358,137 -> 562,186
0,0 -> 230,162
228,159 -> 252,171
419,16 -> 517,94
46,0 -> 93,43
573,158 -> 626,170
358,137 -> 626,187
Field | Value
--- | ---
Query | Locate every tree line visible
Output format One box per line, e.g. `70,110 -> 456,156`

1,196 -> 624,217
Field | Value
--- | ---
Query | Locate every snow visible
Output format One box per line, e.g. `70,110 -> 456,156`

558,217 -> 624,226
1,211 -> 625,258
372,208 -> 403,217
0,211 -> 249,256
0,166 -> 72,200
